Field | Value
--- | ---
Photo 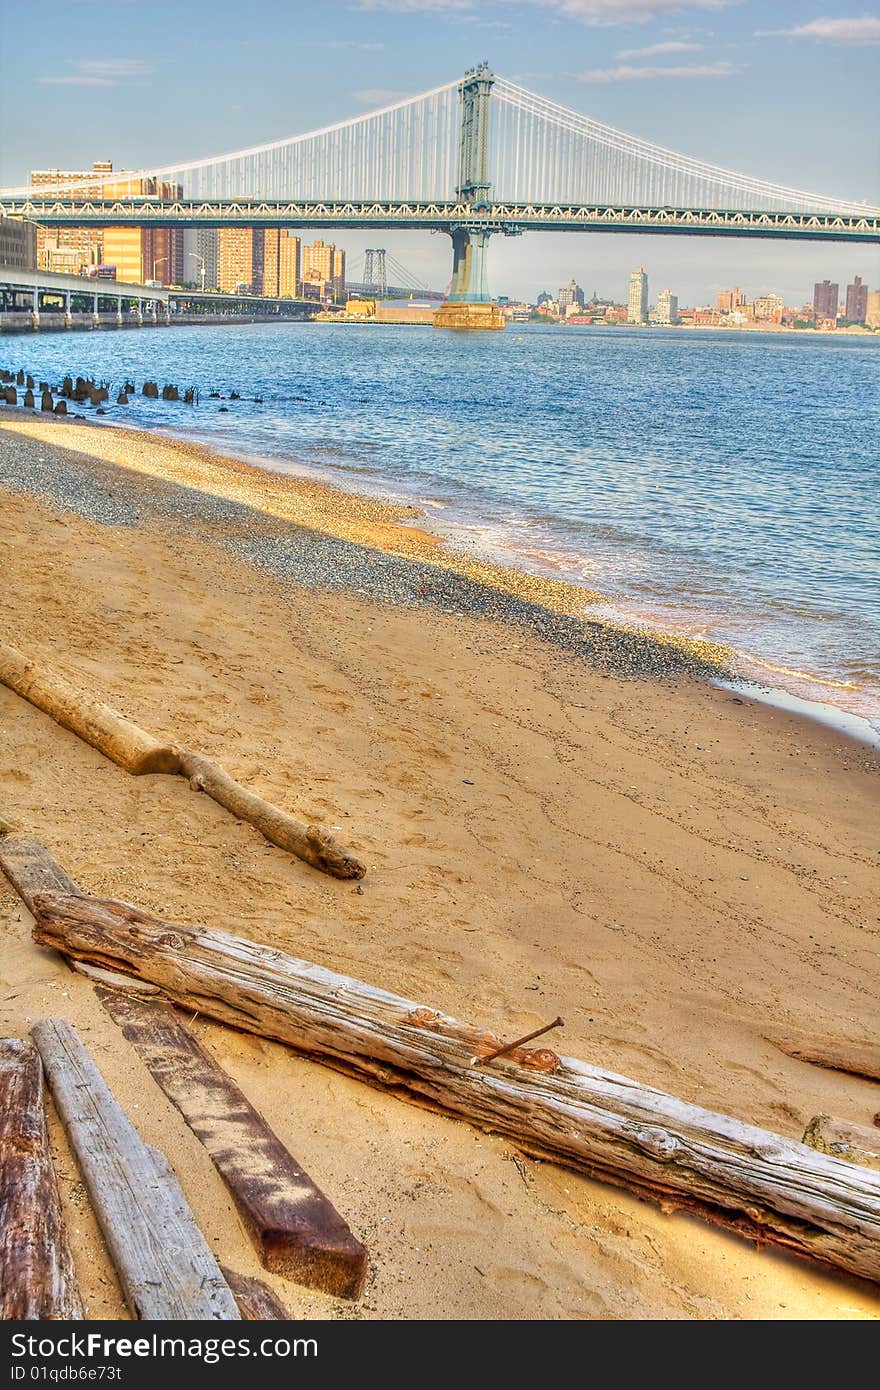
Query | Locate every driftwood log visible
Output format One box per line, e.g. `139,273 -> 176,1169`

803,1116 -> 880,1172
32,1019 -> 240,1320
0,1038 -> 83,1319
176,751 -> 364,879
30,891 -> 880,1286
98,987 -> 368,1298
0,834 -> 83,915
767,1032 -> 880,1084
0,641 -> 179,775
0,646 -> 365,879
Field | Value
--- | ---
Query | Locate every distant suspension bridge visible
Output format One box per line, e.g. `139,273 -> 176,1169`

3,64 -> 878,317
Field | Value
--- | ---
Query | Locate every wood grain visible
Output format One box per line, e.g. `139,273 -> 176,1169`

31,1018 -> 240,1321
31,891 -> 880,1287
0,1037 -> 83,1320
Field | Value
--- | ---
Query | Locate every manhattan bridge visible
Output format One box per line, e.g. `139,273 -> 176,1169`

4,64 -> 878,309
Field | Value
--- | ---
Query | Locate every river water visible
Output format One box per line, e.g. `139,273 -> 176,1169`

15,321 -> 880,729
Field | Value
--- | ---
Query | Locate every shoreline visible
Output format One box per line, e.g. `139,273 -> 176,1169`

1,416 -> 878,1320
2,406 -> 877,749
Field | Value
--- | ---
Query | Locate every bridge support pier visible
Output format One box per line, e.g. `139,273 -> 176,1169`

434,227 -> 504,330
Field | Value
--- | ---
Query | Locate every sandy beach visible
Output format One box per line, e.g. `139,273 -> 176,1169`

0,411 -> 878,1321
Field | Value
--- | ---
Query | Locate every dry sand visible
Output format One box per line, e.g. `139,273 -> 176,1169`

0,413 -> 878,1321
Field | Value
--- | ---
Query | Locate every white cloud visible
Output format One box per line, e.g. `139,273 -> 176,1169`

40,58 -> 153,86
756,17 -> 880,43
530,0 -> 724,24
616,39 -> 703,57
577,59 -> 736,80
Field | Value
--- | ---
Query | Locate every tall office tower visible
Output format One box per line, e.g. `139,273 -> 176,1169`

557,279 -> 585,312
656,288 -> 679,324
813,279 -> 839,320
844,276 -> 868,322
627,266 -> 648,324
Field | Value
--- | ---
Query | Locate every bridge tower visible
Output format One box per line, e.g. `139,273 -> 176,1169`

435,62 -> 504,330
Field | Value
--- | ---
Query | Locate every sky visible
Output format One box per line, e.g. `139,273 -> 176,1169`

2,0 -> 878,303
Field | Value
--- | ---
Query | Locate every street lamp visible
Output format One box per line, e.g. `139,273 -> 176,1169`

187,250 -> 207,292
152,256 -> 168,284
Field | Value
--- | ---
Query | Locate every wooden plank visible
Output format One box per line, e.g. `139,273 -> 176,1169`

803,1116 -> 880,1172
97,988 -> 367,1299
0,835 -> 82,915
221,1268 -> 289,1320
31,1018 -> 240,1321
31,890 -> 880,1288
0,1038 -> 83,1320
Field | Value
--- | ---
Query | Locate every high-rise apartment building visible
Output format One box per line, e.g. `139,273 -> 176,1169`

301,240 -> 346,300
218,228 -> 258,293
752,292 -> 785,321
0,220 -> 37,269
30,162 -> 183,283
813,279 -> 839,320
717,287 -> 746,314
261,230 -> 301,297
844,276 -> 868,323
627,266 -> 648,324
656,288 -> 679,325
182,228 -> 219,289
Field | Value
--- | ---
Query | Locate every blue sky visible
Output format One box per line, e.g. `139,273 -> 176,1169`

3,0 -> 878,302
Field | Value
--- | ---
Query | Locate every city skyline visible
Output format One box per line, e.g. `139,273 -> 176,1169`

4,2 -> 879,301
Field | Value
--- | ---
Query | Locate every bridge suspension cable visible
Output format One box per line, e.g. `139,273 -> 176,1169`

5,69 -> 876,218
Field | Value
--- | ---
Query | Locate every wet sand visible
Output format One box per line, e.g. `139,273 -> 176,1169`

0,412 -> 878,1321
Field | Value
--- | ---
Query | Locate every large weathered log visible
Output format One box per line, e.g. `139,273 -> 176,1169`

0,1038 -> 83,1320
31,1019 -> 240,1320
177,751 -> 365,880
0,834 -> 82,914
803,1116 -> 880,1172
97,988 -> 368,1298
767,1032 -> 880,1083
0,641 -> 180,775
31,891 -> 880,1286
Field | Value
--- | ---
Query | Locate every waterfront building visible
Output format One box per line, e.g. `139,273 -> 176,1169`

301,240 -> 346,300
866,289 -> 880,329
0,219 -> 37,269
218,228 -> 258,293
844,276 -> 868,323
557,279 -> 585,313
182,228 -> 219,290
627,267 -> 648,324
261,230 -> 301,297
30,163 -> 107,272
717,287 -> 746,314
813,279 -> 839,320
655,288 -> 679,325
752,292 -> 785,321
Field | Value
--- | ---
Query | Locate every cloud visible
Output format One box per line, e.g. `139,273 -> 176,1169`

756,17 -> 880,43
355,88 -> 415,104
318,39 -> 386,49
529,0 -> 724,24
616,39 -> 703,57
577,59 -> 736,80
39,58 -> 153,86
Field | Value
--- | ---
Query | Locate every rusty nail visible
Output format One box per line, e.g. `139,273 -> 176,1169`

470,1016 -> 564,1068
